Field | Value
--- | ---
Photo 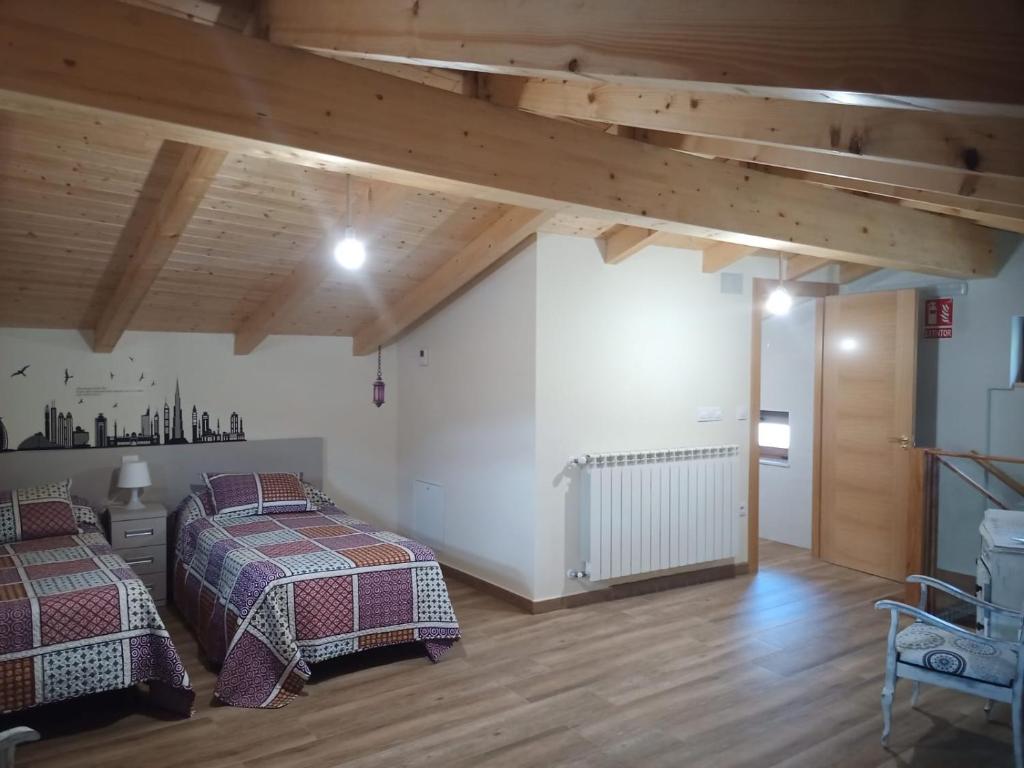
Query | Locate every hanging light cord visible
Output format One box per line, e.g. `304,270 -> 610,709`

346,174 -> 352,233
777,251 -> 784,285
376,346 -> 382,380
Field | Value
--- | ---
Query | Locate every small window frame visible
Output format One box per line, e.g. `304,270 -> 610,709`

758,409 -> 791,465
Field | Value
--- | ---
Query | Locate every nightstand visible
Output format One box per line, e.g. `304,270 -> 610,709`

105,502 -> 169,605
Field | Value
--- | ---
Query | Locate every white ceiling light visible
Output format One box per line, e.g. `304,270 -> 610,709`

334,174 -> 366,270
765,251 -> 792,316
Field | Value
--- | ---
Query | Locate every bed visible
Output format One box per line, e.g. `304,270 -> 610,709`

172,476 -> 461,709
0,486 -> 193,716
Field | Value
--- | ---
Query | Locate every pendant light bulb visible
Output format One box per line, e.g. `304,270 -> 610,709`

334,174 -> 366,270
765,250 -> 792,316
334,227 -> 366,270
766,285 -> 793,316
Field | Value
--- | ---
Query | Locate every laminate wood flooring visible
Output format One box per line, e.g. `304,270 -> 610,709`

3,541 -> 1011,767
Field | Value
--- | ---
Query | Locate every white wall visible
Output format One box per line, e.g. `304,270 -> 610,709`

758,298 -> 816,549
533,235 -> 775,601
851,236 -> 1024,575
395,245 -> 538,598
0,329 -> 399,527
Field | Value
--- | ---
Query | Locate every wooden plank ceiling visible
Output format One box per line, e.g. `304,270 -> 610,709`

0,0 -> 1021,354
0,109 -> 607,341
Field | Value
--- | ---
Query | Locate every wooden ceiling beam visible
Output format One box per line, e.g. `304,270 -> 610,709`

93,140 -> 225,352
481,76 -> 1024,181
352,207 -> 553,354
601,226 -> 659,265
702,243 -> 758,273
0,0 -> 998,278
262,0 -> 1024,114
600,226 -> 721,264
233,180 -> 411,354
785,255 -> 831,280
745,163 -> 1024,236
638,131 -> 1024,209
838,263 -> 881,284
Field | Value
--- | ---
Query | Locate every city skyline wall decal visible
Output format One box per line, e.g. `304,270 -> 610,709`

0,378 -> 246,452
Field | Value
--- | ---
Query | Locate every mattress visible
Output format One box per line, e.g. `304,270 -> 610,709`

0,524 -> 193,714
173,494 -> 460,708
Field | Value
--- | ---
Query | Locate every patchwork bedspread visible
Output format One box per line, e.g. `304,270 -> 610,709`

173,501 -> 460,708
0,526 -> 193,714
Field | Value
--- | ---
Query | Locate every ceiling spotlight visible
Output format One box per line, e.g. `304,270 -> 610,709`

334,174 -> 366,271
334,227 -> 365,270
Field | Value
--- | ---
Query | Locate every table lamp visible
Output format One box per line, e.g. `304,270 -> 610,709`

118,459 -> 151,510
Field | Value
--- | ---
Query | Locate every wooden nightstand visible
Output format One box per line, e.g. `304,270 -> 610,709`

105,502 -> 169,605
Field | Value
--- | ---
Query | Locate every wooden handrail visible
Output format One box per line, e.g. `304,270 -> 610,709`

933,455 -> 1009,509
923,448 -> 1024,465
969,451 -> 1024,498
913,448 -> 1022,607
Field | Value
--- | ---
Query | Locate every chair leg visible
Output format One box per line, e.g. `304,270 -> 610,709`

880,613 -> 900,748
881,679 -> 897,747
911,681 -> 920,708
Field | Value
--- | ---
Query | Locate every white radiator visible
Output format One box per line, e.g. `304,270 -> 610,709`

573,446 -> 739,581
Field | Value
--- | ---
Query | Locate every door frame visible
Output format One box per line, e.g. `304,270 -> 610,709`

746,278 -> 837,575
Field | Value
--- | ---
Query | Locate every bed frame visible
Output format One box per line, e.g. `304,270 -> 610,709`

0,437 -> 324,510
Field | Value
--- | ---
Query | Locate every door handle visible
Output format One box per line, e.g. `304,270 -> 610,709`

887,435 -> 911,449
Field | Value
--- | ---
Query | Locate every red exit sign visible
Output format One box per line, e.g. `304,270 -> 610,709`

924,297 -> 954,339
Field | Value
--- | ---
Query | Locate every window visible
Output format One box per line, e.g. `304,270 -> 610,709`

758,410 -> 790,464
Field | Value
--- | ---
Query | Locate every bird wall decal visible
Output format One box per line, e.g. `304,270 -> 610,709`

64,368 -> 73,385
78,399 -> 84,405
10,365 -> 29,377
128,356 -> 135,363
139,372 -> 145,382
109,372 -> 114,380
112,403 -> 118,409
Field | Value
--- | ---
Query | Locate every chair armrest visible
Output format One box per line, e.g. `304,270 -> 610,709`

906,574 -> 1024,617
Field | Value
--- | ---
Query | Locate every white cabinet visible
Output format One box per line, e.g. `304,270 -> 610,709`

976,508 -> 1024,639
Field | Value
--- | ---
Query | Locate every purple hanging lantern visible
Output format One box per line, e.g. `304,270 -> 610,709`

372,345 -> 386,408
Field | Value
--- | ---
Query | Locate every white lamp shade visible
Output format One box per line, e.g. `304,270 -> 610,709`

118,460 -> 151,489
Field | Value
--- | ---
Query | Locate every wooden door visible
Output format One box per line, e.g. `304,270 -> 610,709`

820,289 -> 918,581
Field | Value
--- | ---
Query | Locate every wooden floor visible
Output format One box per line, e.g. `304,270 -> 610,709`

3,542 -> 1012,767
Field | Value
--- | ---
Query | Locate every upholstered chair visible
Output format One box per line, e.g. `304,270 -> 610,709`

876,575 -> 1023,768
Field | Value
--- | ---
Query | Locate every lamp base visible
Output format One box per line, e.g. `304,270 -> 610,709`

124,488 -> 145,511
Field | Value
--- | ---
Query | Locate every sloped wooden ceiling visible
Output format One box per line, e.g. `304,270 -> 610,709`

0,108 -> 608,339
0,0 -> 1021,354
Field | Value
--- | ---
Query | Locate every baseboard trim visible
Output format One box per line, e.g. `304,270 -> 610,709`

439,563 -> 534,613
441,561 -> 741,615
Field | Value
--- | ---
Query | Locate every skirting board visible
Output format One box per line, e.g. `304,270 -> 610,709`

440,561 -> 744,615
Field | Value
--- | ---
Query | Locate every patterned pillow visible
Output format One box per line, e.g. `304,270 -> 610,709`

301,481 -> 336,511
188,484 -> 215,515
203,472 -> 312,518
0,479 -> 78,543
70,495 -> 98,528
